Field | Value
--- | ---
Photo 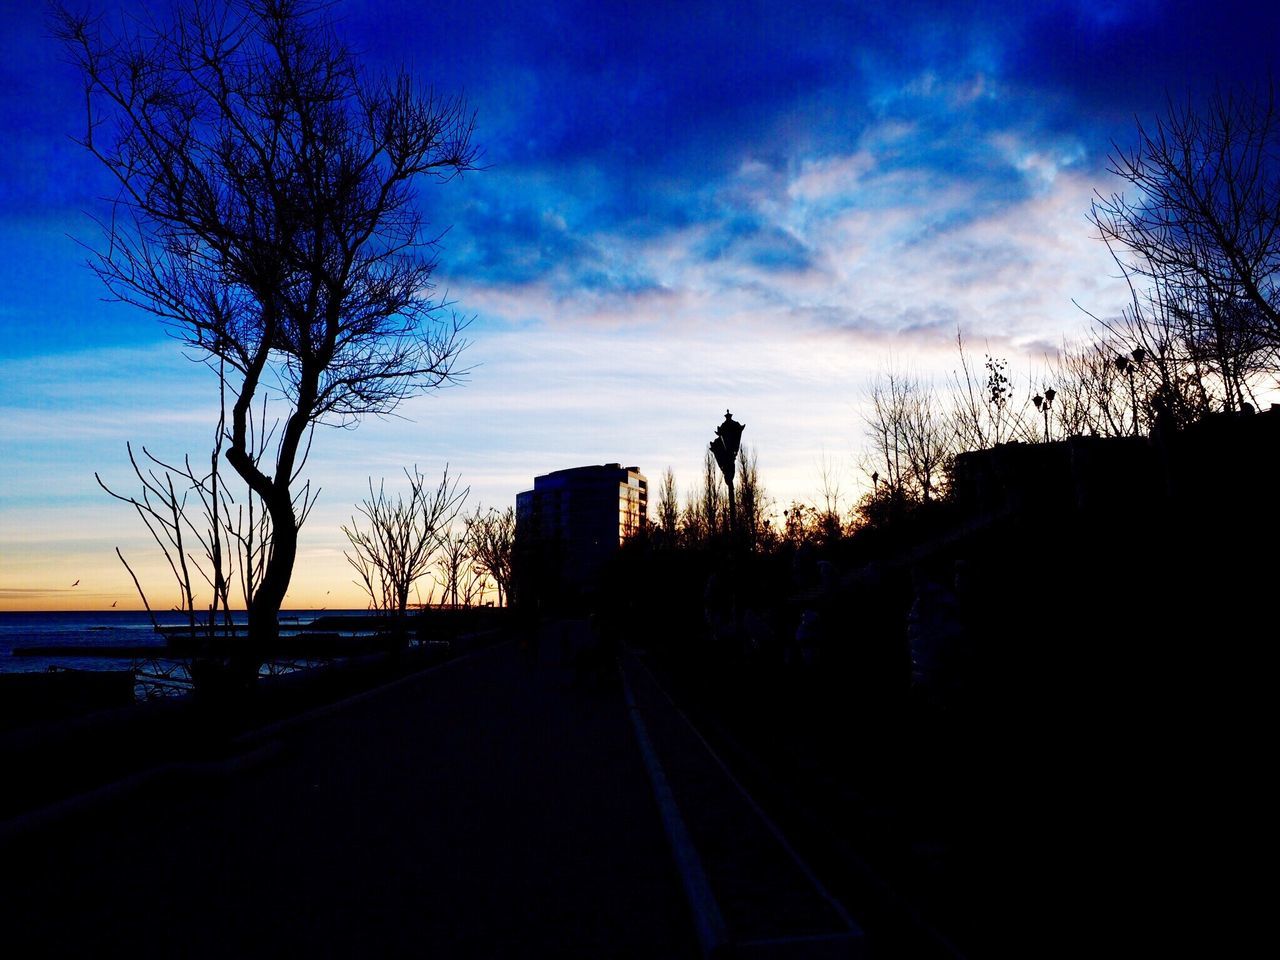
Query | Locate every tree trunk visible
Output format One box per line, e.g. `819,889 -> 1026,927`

239,488 -> 298,681
233,362 -> 314,681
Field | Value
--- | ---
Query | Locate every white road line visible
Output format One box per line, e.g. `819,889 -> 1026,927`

619,656 -> 729,958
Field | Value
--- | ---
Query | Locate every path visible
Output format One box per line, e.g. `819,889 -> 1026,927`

3,624 -> 866,957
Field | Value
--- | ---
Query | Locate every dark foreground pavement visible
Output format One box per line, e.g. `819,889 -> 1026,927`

2,635 -> 700,958
3,625 -> 868,958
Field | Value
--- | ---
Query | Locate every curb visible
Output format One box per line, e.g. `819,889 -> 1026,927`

620,654 -> 730,958
620,647 -> 866,958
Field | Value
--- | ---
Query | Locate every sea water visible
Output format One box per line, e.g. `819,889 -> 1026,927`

0,610 -> 359,674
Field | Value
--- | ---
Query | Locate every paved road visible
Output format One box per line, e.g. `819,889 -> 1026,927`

2,636 -> 700,958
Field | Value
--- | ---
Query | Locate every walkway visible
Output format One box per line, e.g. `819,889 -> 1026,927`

2,625 -> 865,957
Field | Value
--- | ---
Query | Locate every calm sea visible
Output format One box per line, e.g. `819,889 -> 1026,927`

0,610 -> 363,674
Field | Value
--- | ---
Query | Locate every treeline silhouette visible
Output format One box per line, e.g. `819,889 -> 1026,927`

596,396 -> 1274,955
589,145 -> 1280,950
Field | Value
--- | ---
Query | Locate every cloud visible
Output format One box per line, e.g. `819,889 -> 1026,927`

8,0 -> 1278,608
692,216 -> 816,272
422,130 -> 1136,540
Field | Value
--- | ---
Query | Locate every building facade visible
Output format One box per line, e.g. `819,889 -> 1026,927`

515,463 -> 647,606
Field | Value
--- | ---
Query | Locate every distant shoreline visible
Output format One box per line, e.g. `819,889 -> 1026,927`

0,608 -> 354,616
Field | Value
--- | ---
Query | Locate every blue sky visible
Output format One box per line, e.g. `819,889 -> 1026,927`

2,0 -> 1277,609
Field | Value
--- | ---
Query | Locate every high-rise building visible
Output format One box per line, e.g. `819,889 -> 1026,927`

515,463 -> 646,605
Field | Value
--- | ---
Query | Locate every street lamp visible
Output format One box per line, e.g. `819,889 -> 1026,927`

1032,386 -> 1056,442
710,410 -> 744,537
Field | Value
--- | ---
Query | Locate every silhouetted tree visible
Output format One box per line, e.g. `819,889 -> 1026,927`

735,445 -> 770,551
679,489 -> 706,548
466,505 -> 515,607
1090,85 -> 1280,364
814,452 -> 846,542
654,467 -> 680,547
55,0 -> 478,673
97,444 -> 220,630
1080,275 -> 1272,427
463,558 -> 490,607
97,377 -> 285,635
435,526 -> 472,608
948,335 -> 1033,450
865,368 -> 954,506
342,466 -> 467,617
1043,339 -> 1135,437
699,448 -> 726,541
781,501 -> 815,547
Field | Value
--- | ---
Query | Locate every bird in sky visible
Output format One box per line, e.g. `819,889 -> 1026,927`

111,600 -> 117,608
71,579 -> 80,587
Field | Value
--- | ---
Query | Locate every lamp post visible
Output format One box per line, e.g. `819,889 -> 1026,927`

1032,386 -> 1056,442
710,410 -> 744,538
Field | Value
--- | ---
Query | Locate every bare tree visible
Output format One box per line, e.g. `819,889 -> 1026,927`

96,363 -> 293,618
948,334 -> 1032,450
700,448 -> 726,540
463,562 -> 490,607
1174,291 -> 1272,412
97,444 -> 211,630
1044,340 -> 1135,438
1090,85 -> 1280,365
679,487 -> 706,548
1080,273 -> 1272,428
735,445 -> 769,551
342,465 -> 467,617
466,505 -> 515,607
865,368 -> 954,506
435,526 -> 472,609
816,452 -> 843,518
55,0 -> 478,671
814,451 -> 846,540
653,467 -> 680,547
781,501 -> 815,547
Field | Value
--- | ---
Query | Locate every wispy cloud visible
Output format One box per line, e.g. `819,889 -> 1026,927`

4,0 -> 1278,607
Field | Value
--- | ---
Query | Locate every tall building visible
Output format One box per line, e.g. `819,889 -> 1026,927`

515,463 -> 647,605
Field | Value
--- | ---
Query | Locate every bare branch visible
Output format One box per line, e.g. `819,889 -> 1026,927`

57,0 -> 478,653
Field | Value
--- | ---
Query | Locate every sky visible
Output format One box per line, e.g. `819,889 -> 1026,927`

2,0 -> 1278,611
